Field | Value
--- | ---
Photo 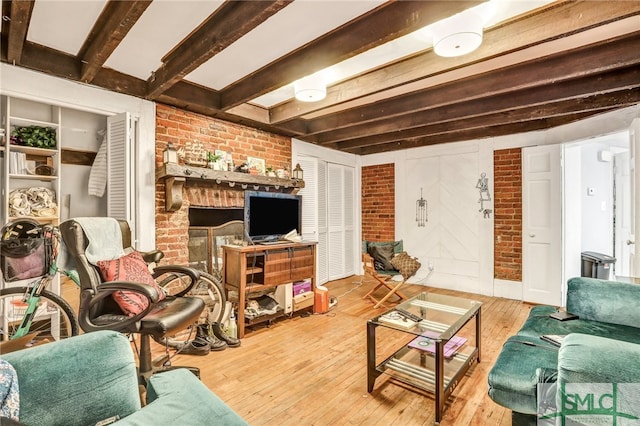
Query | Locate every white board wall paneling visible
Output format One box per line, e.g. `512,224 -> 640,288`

401,150 -> 481,293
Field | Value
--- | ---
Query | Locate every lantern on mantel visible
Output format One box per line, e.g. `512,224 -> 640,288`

163,142 -> 178,164
292,163 -> 304,180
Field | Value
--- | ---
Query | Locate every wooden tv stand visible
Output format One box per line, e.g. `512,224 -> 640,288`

222,241 -> 317,338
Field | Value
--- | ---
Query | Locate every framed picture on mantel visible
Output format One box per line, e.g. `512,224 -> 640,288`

247,156 -> 265,175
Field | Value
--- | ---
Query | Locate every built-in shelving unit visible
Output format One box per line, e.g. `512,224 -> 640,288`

1,96 -> 61,227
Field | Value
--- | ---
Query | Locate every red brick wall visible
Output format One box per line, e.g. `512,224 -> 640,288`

155,104 -> 292,265
361,164 -> 395,242
494,148 -> 523,281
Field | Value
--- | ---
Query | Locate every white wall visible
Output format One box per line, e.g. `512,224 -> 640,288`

362,104 -> 639,298
580,142 -> 613,254
60,107 -> 108,219
0,64 -> 156,249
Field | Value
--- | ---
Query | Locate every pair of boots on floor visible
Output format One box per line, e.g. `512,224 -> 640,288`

179,322 -> 240,355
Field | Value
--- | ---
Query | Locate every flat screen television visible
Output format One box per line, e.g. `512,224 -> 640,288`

244,191 -> 302,242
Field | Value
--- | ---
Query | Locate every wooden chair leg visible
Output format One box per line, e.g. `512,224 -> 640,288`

373,280 -> 407,309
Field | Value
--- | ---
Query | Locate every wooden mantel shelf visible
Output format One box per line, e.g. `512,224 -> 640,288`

157,162 -> 305,212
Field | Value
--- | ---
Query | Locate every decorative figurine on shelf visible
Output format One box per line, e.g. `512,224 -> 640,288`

235,162 -> 249,173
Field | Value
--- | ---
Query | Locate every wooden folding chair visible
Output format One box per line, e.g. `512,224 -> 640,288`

362,253 -> 407,308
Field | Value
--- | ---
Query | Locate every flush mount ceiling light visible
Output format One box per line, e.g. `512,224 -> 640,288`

294,74 -> 327,102
432,11 -> 483,57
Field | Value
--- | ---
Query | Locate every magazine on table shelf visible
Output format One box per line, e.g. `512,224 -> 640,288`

408,331 -> 468,358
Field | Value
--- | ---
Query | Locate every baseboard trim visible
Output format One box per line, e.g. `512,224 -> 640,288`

493,279 -> 522,300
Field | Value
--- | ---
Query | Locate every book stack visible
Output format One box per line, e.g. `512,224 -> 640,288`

9,152 -> 28,175
378,312 -> 418,329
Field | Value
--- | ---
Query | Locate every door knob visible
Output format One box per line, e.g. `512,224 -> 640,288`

627,240 -> 636,245
529,233 -> 536,238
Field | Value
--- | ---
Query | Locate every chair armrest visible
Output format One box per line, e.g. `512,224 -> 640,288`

153,266 -> 200,297
1,331 -> 141,426
140,249 -> 164,264
79,281 -> 160,331
115,369 -> 248,425
566,277 -> 640,327
558,333 -> 640,383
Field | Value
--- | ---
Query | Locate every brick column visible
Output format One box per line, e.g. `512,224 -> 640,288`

493,149 -> 523,281
361,163 -> 395,242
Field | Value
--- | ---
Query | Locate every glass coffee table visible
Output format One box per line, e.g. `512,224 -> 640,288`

367,292 -> 482,424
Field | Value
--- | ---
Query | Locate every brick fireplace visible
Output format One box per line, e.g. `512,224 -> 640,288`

154,104 -> 294,266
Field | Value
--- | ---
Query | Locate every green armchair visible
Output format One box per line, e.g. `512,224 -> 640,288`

1,331 -> 246,426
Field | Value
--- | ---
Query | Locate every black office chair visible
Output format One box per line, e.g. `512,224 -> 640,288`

60,218 -> 205,384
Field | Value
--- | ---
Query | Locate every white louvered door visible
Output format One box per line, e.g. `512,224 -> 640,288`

296,156 -> 355,284
327,163 -> 356,280
328,163 -> 345,280
343,166 -> 355,275
317,160 -> 328,283
106,112 -> 134,225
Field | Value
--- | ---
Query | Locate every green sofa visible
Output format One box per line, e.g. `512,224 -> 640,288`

1,330 -> 247,426
488,277 -> 640,425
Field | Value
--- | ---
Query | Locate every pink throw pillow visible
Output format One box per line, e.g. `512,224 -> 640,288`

97,251 -> 165,316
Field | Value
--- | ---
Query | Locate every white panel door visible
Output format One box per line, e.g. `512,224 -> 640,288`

106,112 -> 133,224
404,152 -> 479,288
614,150 -> 632,277
630,118 -> 639,276
523,144 -> 562,306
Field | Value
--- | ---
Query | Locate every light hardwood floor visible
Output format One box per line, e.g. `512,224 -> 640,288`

161,276 -> 533,426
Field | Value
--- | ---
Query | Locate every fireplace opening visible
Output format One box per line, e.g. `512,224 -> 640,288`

189,207 -> 243,227
188,207 -> 244,275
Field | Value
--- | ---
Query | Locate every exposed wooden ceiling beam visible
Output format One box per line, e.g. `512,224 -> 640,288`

350,111 -> 614,155
269,0 -> 640,124
312,65 -> 640,145
6,0 -> 34,64
332,87 -> 640,151
154,82 -> 302,138
146,0 -> 291,99
78,0 -> 152,83
305,34 -> 640,144
16,41 -> 148,97
219,0 -> 482,110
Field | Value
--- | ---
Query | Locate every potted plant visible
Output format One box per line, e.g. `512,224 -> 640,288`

10,126 -> 57,149
265,166 -> 276,177
207,152 -> 222,170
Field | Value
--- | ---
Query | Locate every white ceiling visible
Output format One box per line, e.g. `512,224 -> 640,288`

25,0 -> 555,108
